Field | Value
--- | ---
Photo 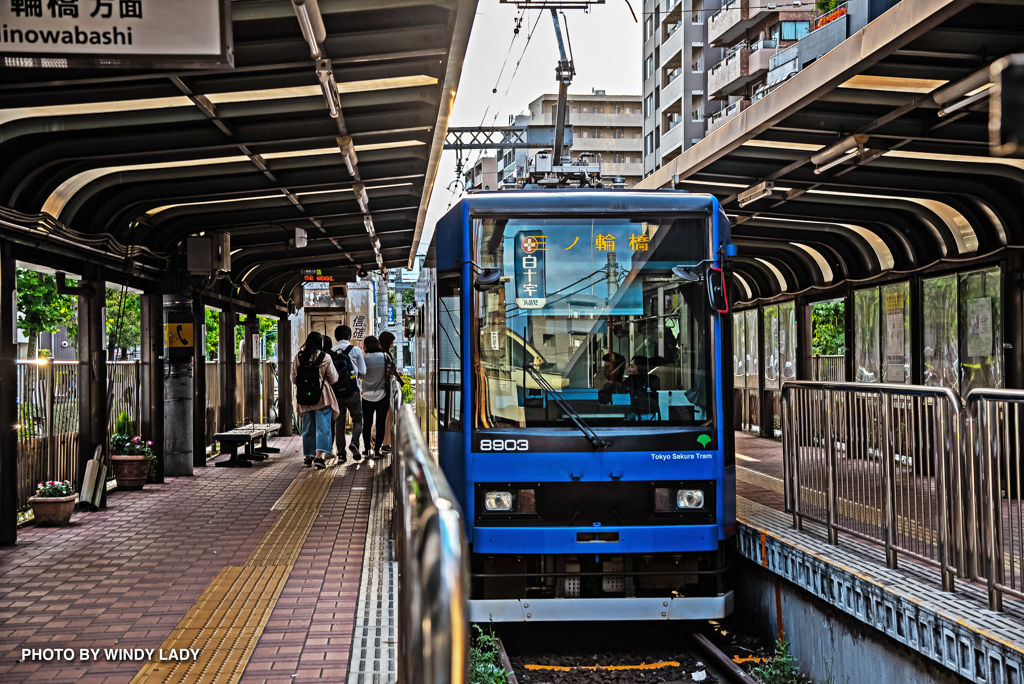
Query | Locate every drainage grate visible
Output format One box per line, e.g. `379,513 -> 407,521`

131,460 -> 343,684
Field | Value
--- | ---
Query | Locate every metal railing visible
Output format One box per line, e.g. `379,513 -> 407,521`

811,355 -> 845,381
782,381 -> 958,592
964,388 -> 1024,610
390,380 -> 469,683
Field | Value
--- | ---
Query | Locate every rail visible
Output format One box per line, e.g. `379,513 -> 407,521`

964,388 -> 1024,611
390,379 -> 469,683
782,381 -> 958,592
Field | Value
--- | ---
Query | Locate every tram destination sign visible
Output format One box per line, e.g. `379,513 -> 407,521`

1,0 -> 233,69
513,231 -> 547,309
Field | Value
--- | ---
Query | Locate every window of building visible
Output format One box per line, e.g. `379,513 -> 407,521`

580,129 -> 588,138
645,55 -> 654,80
594,130 -> 602,138
582,106 -> 588,113
594,106 -> 603,114
644,94 -> 653,118
644,16 -> 654,40
779,21 -> 811,40
654,86 -> 660,109
635,132 -> 642,139
692,0 -> 703,23
571,107 -> 578,113
644,132 -> 654,157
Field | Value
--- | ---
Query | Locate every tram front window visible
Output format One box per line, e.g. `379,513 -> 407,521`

475,216 -> 714,429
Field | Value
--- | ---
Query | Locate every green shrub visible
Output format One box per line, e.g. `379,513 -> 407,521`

752,639 -> 811,684
470,624 -> 508,684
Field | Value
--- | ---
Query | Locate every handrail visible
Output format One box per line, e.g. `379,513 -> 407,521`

390,379 -> 470,683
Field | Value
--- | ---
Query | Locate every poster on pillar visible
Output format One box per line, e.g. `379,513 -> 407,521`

0,0 -> 233,69
164,307 -> 194,360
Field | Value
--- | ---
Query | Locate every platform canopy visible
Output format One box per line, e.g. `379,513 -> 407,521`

0,0 -> 476,313
638,0 -> 1024,306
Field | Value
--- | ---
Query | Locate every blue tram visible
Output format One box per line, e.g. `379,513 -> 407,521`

413,190 -> 736,621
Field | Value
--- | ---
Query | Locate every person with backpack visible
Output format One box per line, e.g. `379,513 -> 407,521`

330,325 -> 365,462
290,331 -> 339,469
376,331 -> 402,453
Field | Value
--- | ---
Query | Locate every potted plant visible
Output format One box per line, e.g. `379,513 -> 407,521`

28,481 -> 77,526
111,412 -> 156,490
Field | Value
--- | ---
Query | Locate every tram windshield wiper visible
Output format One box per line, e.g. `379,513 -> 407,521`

523,363 -> 611,450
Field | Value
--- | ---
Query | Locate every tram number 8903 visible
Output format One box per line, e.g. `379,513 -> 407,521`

479,439 -> 529,452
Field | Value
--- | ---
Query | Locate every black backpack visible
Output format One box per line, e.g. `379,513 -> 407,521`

329,345 -> 358,398
295,351 -> 326,406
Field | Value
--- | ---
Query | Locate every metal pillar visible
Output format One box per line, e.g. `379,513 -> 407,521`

0,244 -> 17,544
193,295 -> 207,467
243,315 -> 258,424
278,316 -> 293,436
78,276 -> 106,495
795,298 -> 811,381
140,294 -> 165,483
219,310 -> 236,431
163,295 -> 193,476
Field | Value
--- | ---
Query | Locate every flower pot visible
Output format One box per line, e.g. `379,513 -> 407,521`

28,494 -> 77,527
111,454 -> 148,490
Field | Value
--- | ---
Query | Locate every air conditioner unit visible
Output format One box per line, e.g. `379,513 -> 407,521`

186,233 -> 231,275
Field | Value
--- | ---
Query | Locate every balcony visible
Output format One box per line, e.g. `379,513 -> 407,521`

707,41 -> 775,99
706,99 -> 751,135
708,0 -> 773,47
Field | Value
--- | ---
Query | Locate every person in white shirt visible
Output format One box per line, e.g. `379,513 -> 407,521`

331,325 -> 367,461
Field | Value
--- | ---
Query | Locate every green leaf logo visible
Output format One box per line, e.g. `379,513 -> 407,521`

696,434 -> 712,449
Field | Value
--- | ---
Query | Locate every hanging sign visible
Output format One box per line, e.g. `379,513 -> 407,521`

885,291 -> 905,381
1,0 -> 233,69
302,269 -> 334,283
967,297 -> 993,357
514,231 -> 547,310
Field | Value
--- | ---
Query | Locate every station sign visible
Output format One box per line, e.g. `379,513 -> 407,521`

302,269 -> 334,283
513,231 -> 547,310
0,0 -> 233,69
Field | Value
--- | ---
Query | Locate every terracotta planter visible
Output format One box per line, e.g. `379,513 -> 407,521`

111,454 -> 148,490
28,494 -> 77,527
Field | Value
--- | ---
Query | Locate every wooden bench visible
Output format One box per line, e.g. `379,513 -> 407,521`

213,423 -> 280,467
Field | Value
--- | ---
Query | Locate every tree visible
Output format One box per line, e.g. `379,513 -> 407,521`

105,288 -> 141,360
16,269 -> 78,359
811,300 -> 845,356
205,308 -> 220,359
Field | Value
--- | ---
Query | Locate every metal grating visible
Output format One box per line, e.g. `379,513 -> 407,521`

347,457 -> 397,684
131,459 -> 343,684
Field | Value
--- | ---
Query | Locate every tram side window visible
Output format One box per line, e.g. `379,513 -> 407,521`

437,274 -> 463,430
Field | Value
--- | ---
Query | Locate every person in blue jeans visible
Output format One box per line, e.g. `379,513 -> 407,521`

290,331 -> 339,469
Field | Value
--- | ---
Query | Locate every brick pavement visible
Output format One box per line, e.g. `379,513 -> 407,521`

0,435 -> 375,684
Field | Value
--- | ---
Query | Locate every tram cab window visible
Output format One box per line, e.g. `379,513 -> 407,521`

437,274 -> 462,430
474,217 -> 714,429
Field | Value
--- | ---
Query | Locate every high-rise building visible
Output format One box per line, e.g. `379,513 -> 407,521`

643,0 -> 724,177
704,3 -> 814,134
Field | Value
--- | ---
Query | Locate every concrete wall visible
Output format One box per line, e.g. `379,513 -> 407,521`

734,557 -> 971,684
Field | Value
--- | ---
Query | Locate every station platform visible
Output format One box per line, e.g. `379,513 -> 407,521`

734,432 -> 1024,683
0,437 -> 396,684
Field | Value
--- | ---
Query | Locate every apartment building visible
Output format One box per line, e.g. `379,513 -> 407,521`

525,91 -> 644,187
464,155 -> 499,191
642,0 -> 724,177
704,0 -> 814,134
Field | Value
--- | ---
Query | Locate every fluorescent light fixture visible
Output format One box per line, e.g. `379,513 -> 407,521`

291,0 -> 326,59
737,181 -> 774,207
813,147 -> 860,174
338,136 -> 358,176
938,86 -> 991,117
353,183 -> 369,213
838,75 -> 948,94
933,68 -> 990,105
317,62 -> 340,118
810,134 -> 868,166
363,214 -> 376,237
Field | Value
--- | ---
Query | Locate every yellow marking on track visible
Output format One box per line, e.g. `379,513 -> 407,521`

736,452 -> 760,462
525,661 -> 680,672
130,462 -> 344,684
732,655 -> 766,664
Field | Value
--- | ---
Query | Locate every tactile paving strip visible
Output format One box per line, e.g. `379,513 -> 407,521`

347,457 -> 397,684
131,460 -> 342,684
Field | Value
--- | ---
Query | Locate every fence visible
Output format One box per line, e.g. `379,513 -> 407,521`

782,381 -> 959,592
964,388 -> 1024,610
390,379 -> 469,683
811,355 -> 845,382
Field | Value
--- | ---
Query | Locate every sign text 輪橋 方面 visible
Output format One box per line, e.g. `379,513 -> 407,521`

1,0 -> 232,69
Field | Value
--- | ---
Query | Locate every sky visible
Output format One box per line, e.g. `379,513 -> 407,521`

417,0 -> 644,259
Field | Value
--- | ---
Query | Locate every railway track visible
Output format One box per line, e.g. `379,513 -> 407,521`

494,620 -> 765,684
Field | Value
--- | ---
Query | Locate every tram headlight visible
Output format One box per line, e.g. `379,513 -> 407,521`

677,489 -> 705,509
484,491 -> 513,511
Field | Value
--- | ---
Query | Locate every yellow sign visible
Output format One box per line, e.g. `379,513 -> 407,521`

595,233 -> 615,251
165,323 -> 194,348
